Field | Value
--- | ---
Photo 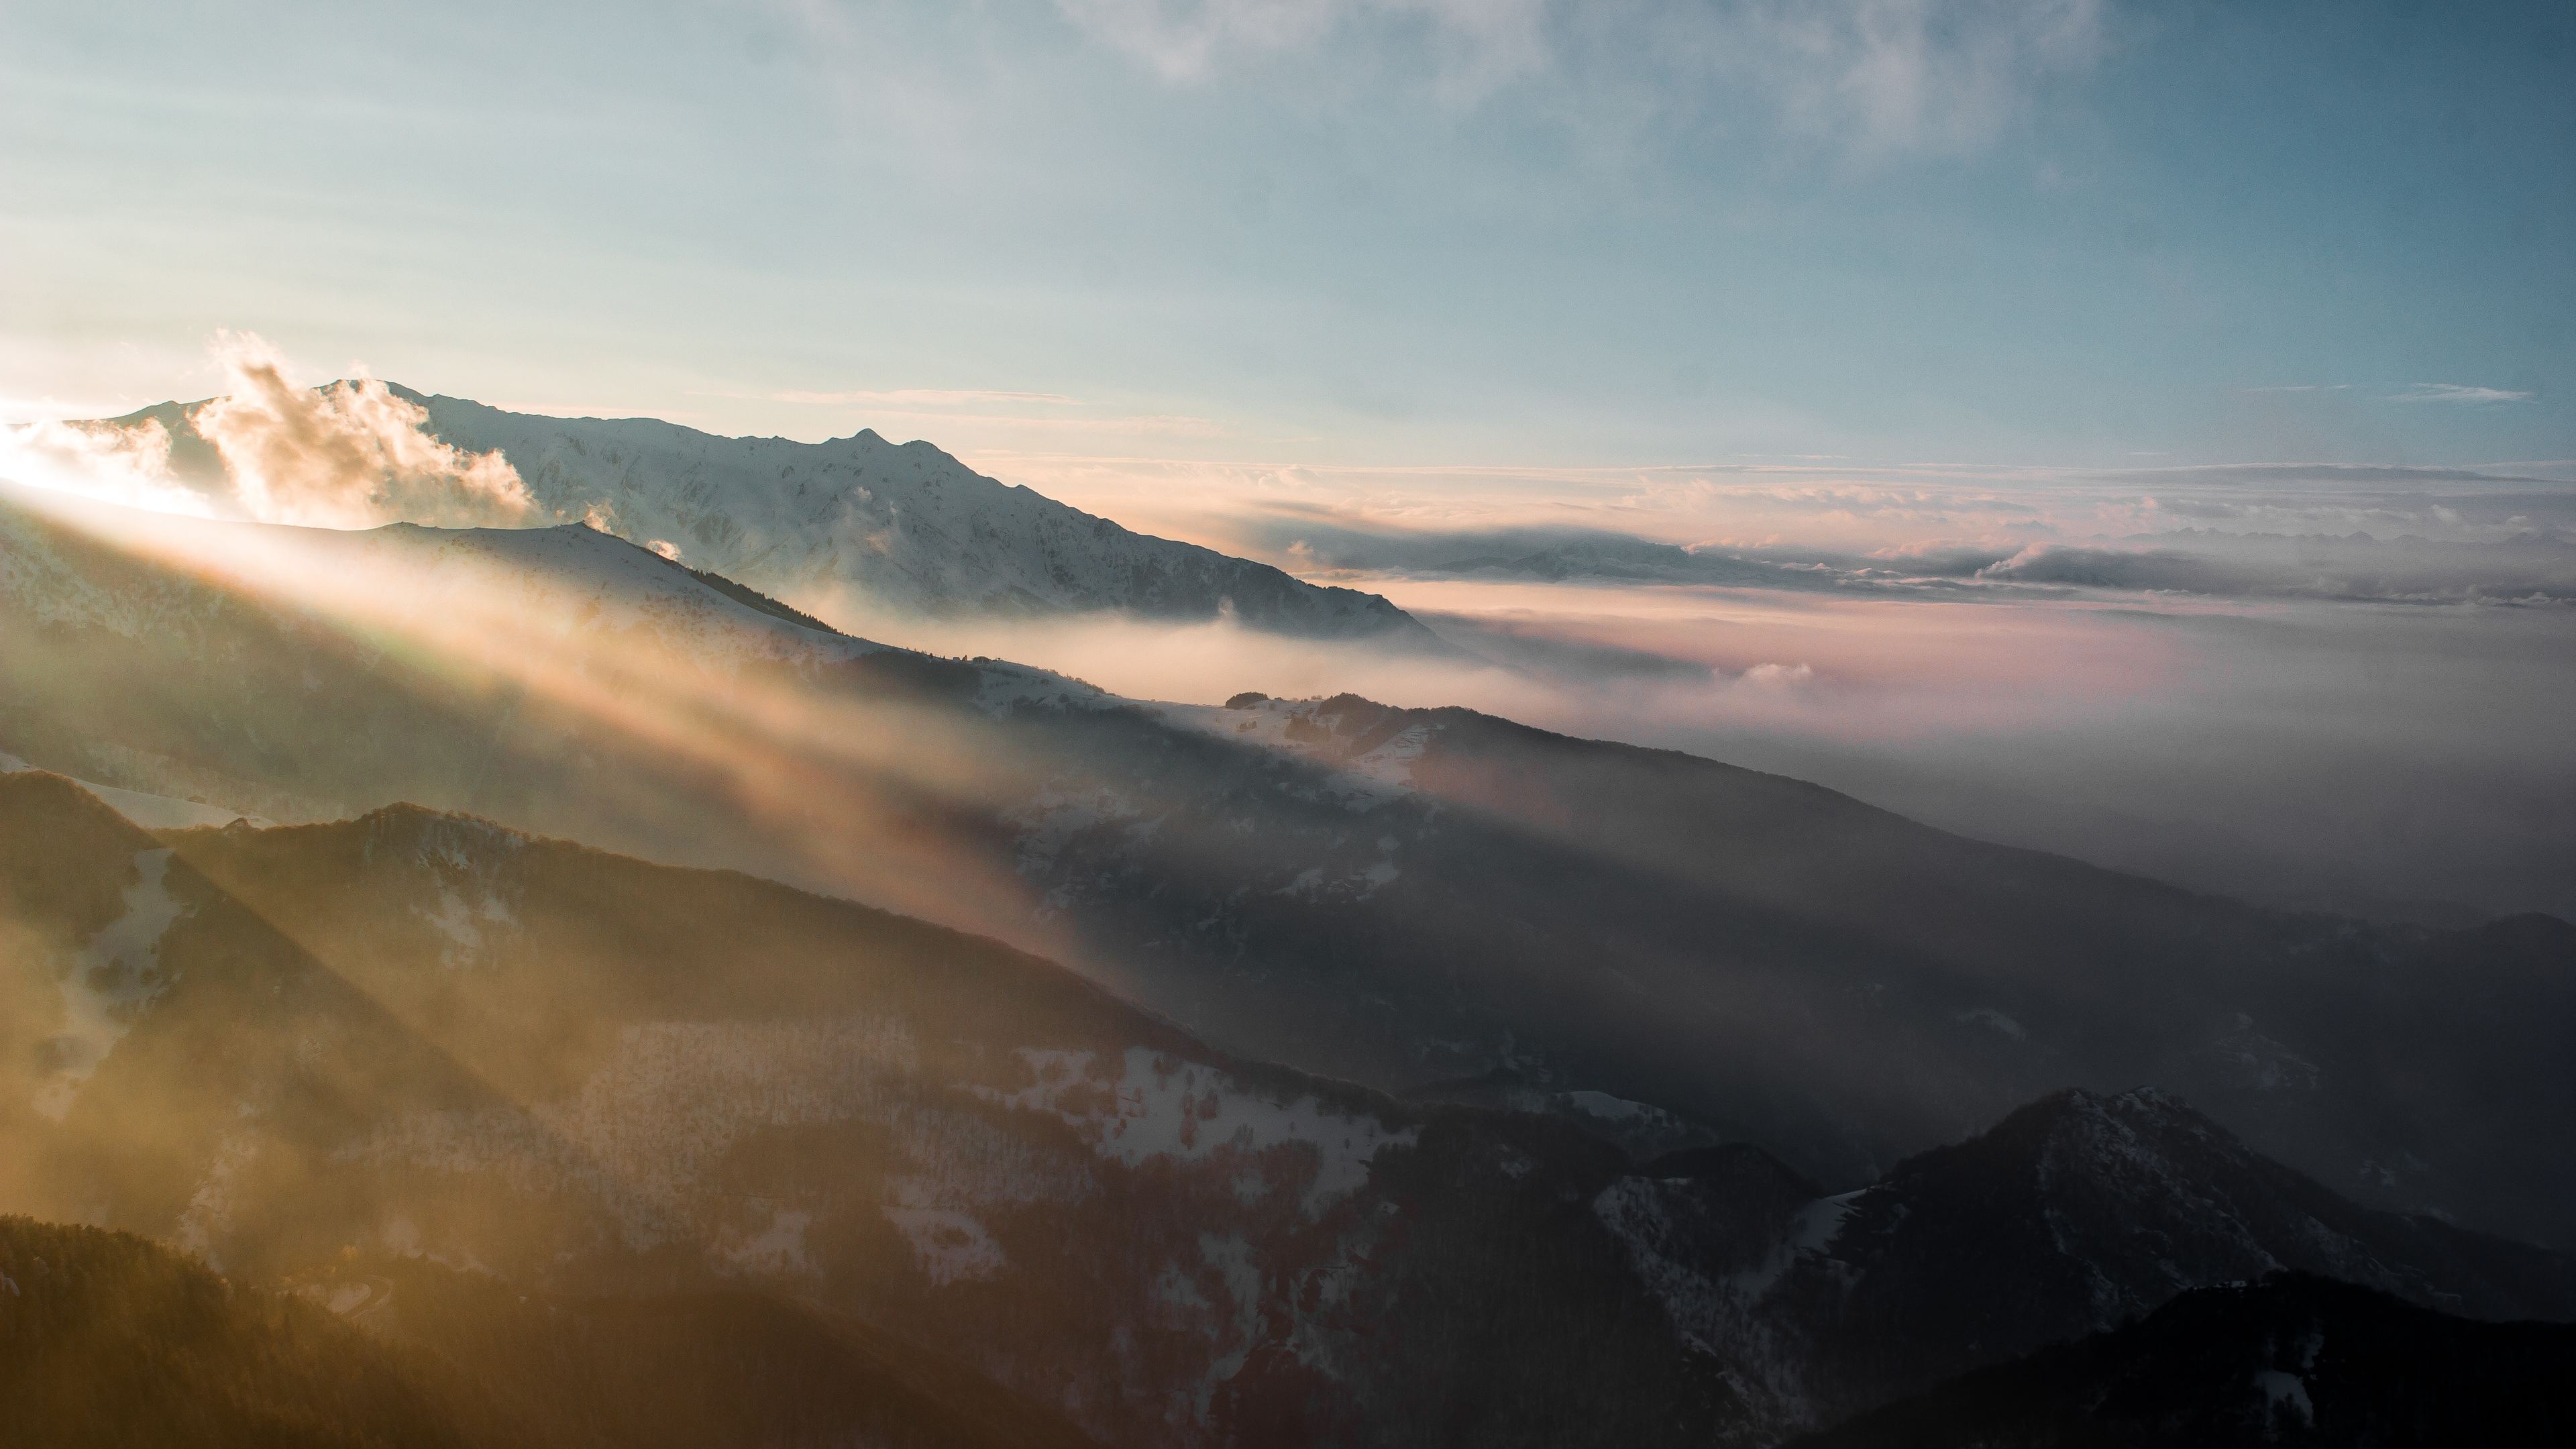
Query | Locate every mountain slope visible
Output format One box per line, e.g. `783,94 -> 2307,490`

99,390 -> 1442,645
0,1212 -> 1097,1449
1791,1273 -> 2576,1449
0,770 -> 1743,1448
5,771 -> 2565,1446
1590,1089 -> 2576,1429
0,487 -> 2569,1254
0,1214 -> 468,1449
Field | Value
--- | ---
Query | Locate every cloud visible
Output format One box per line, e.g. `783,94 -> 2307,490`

2388,383 -> 2536,405
1213,512 -> 2022,595
2085,462 -> 2568,490
1,333 -> 543,531
1739,661 -> 1815,688
1051,0 -> 1550,93
1206,500 -> 2576,607
1976,533 -> 2576,604
0,414 -> 211,518
1049,0 -> 2110,154
1710,0 -> 2110,156
190,333 -> 538,529
808,551 -> 2576,921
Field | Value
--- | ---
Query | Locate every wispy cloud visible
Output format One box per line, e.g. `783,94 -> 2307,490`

1046,0 -> 2111,155
1717,0 -> 2111,156
1051,0 -> 1550,95
2389,383 -> 2536,405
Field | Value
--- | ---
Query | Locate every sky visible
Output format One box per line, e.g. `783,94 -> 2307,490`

3,0 -> 2571,477
3,0 -> 2573,922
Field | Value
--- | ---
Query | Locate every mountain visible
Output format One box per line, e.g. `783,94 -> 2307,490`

1790,1273 -> 2576,1448
0,769 -> 1741,1448
100,389 -> 1443,645
5,770 -> 2569,1446
0,1214 -> 467,1449
1590,1088 -> 2576,1428
0,486 -> 2571,1257
0,1212 -> 1097,1448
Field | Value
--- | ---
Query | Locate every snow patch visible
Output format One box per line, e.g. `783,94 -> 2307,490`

1589,1175 -> 1817,1433
321,1281 -> 376,1316
884,1199 -> 1005,1286
2255,1368 -> 2314,1426
34,847 -> 190,1121
974,661 -> 1115,716
171,1129 -> 260,1269
1953,1007 -> 2029,1040
1790,1189 -> 1871,1254
975,1046 -> 1414,1214
1341,722 -> 1432,801
1159,697 -> 1436,811
415,883 -> 514,969
1565,1089 -> 1656,1123
726,1208 -> 817,1278
1010,782 -> 1140,877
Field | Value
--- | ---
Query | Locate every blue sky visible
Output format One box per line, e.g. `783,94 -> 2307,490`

3,0 -> 2570,472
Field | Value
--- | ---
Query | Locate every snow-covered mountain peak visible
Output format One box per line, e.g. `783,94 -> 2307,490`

64,385 -> 1442,645
381,392 -> 1442,645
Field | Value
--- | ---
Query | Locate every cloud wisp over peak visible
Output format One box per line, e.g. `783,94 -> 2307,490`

0,334 -> 538,532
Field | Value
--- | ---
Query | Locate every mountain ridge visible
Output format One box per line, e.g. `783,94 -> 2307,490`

97,386 -> 1448,647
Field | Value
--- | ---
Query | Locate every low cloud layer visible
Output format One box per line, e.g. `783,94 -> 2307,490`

1224,512 -> 2576,608
0,334 -> 537,531
789,449 -> 2576,922
1969,532 -> 2576,604
794,569 -> 2576,925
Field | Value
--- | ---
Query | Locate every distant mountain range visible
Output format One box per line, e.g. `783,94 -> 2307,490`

2,769 -> 2568,1446
103,387 -> 1443,644
1,486 -> 2569,1260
